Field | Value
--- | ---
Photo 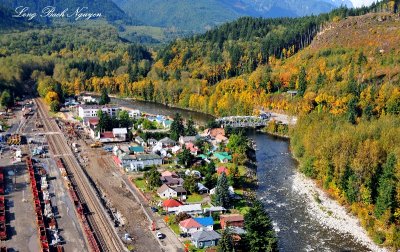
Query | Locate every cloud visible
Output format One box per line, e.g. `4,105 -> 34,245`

350,0 -> 377,8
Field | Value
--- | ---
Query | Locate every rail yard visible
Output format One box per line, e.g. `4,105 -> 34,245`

35,98 -> 127,252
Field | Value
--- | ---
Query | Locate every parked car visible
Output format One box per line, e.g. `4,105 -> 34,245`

156,232 -> 165,239
179,233 -> 188,238
150,207 -> 158,213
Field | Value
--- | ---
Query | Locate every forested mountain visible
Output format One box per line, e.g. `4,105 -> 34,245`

1,0 -> 400,249
112,0 -> 342,32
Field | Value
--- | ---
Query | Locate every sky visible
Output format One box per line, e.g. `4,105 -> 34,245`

350,0 -> 377,7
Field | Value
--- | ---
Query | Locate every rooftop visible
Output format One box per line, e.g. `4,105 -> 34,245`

191,230 -> 221,242
220,214 -> 244,222
193,217 -> 214,227
162,199 -> 183,208
180,218 -> 202,229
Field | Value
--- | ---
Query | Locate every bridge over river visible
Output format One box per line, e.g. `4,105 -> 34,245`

216,112 -> 297,128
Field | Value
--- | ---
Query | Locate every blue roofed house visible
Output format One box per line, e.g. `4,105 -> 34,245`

129,146 -> 145,154
193,217 -> 214,231
213,152 -> 232,163
191,230 -> 221,249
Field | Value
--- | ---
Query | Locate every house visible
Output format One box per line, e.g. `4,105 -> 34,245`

162,119 -> 173,128
171,145 -> 181,154
214,134 -> 228,144
147,138 -> 158,146
193,217 -> 214,231
157,184 -> 178,199
129,146 -> 145,154
127,109 -> 141,119
112,128 -> 128,142
213,152 -> 232,163
162,199 -> 183,211
179,218 -> 202,234
80,95 -> 98,104
197,183 -> 209,194
158,137 -> 176,147
121,153 -> 162,172
78,104 -> 120,119
135,136 -> 145,146
168,203 -> 202,215
157,184 -> 187,199
160,175 -> 184,187
190,230 -> 221,249
220,214 -> 244,229
99,131 -> 115,143
216,166 -> 229,175
203,206 -> 226,215
185,142 -> 199,155
202,128 -> 225,138
179,136 -> 198,145
161,170 -> 178,177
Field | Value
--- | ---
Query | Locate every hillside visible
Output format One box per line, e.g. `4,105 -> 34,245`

0,2 -> 400,249
112,0 -> 342,32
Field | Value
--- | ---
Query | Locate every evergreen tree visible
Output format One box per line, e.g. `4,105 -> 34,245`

244,201 -> 278,252
50,100 -> 60,112
375,153 -> 397,218
170,113 -> 185,141
297,66 -> 307,96
218,228 -> 234,252
144,167 -> 162,190
178,148 -> 193,167
183,175 -> 198,194
185,118 -> 197,136
215,172 -> 230,208
346,97 -> 359,124
117,110 -> 132,128
99,87 -> 110,105
0,90 -> 13,108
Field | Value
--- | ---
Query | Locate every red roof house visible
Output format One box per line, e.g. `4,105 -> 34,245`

217,166 -> 229,175
179,218 -> 202,234
162,199 -> 183,210
220,214 -> 244,229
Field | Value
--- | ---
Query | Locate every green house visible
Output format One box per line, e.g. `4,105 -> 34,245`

213,152 -> 232,163
129,146 -> 145,154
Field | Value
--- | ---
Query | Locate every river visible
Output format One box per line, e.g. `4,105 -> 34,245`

112,97 -> 370,252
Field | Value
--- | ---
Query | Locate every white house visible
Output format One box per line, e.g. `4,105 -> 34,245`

168,204 -> 202,215
81,95 -> 98,104
157,184 -> 178,199
179,218 -> 202,234
120,153 -> 162,172
127,109 -> 141,119
112,128 -> 128,142
147,138 -> 158,146
78,105 -> 120,119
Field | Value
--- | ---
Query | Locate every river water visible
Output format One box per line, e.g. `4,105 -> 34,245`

112,97 -> 370,252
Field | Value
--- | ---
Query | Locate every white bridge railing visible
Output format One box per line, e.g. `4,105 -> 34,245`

216,113 -> 271,128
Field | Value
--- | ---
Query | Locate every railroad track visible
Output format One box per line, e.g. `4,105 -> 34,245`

35,99 -> 126,252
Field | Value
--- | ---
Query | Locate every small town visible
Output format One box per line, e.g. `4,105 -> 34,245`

0,91 -> 271,252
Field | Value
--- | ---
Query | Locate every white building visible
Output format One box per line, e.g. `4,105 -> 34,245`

127,109 -> 141,119
78,105 -> 120,119
81,95 -> 98,104
112,128 -> 128,142
168,204 -> 203,215
120,153 -> 162,172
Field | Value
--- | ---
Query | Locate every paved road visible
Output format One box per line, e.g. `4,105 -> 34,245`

269,112 -> 298,125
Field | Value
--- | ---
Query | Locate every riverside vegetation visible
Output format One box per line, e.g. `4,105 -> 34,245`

0,0 -> 400,249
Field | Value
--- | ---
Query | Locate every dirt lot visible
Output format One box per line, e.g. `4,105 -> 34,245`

80,146 -> 161,252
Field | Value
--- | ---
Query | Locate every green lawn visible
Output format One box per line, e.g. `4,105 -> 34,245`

169,223 -> 180,235
216,162 -> 247,176
133,178 -> 147,192
186,194 -> 203,203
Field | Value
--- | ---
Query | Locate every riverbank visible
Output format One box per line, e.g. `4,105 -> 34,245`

292,172 -> 388,252
84,94 -> 378,251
